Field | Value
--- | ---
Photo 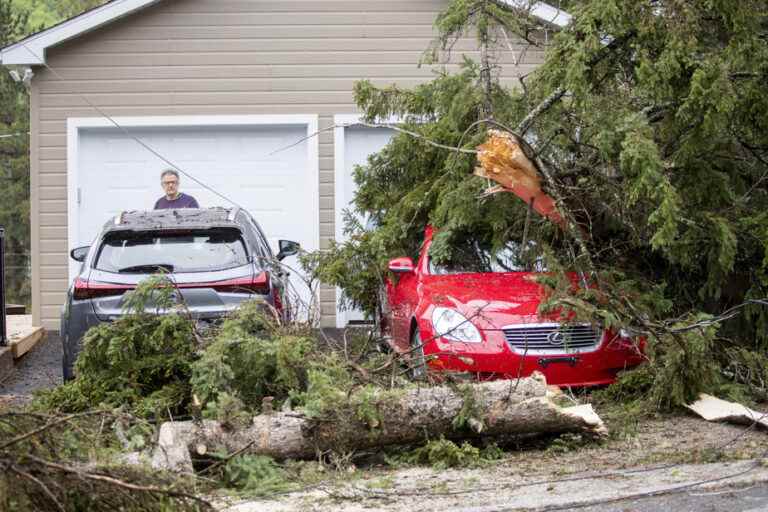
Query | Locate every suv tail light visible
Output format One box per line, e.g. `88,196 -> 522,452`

72,273 -> 270,301
207,272 -> 270,295
72,278 -> 133,300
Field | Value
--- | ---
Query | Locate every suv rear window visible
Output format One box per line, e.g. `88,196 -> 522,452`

95,228 -> 249,273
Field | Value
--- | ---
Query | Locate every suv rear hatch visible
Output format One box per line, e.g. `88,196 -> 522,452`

76,227 -> 268,320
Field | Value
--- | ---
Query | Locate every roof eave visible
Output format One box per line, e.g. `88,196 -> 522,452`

0,0 -> 164,66
0,0 -> 571,67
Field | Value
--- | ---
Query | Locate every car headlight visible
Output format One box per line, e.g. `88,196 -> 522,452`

431,307 -> 482,343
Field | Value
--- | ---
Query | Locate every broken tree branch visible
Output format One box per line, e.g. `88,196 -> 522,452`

474,129 -> 596,270
21,453 -> 213,507
516,87 -> 567,135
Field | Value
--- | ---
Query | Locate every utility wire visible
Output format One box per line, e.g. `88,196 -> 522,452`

19,42 -> 245,211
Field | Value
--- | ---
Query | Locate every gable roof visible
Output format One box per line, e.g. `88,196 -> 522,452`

1,0 -> 163,65
0,0 -> 571,66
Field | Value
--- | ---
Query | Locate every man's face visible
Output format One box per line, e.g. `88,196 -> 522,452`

161,174 -> 179,198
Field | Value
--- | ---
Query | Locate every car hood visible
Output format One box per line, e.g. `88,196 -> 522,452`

421,272 -> 560,329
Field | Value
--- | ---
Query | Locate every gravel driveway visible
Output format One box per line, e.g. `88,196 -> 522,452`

0,333 -> 63,406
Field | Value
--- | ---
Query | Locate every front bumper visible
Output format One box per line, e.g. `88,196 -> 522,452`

420,326 -> 645,387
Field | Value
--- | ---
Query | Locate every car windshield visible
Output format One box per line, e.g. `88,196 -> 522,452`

429,241 -> 546,275
95,228 -> 249,273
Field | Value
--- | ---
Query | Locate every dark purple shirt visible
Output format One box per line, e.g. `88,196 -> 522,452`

154,193 -> 200,210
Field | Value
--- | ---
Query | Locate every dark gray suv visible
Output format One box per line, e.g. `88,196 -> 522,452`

60,207 -> 299,380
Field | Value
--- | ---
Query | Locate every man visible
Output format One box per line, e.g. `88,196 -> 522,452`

154,169 -> 200,209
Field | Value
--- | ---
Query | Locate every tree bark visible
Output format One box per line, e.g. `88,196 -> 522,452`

151,377 -> 607,472
479,1 -> 494,120
516,87 -> 566,135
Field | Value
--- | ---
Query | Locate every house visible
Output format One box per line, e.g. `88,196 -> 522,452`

0,0 -> 569,332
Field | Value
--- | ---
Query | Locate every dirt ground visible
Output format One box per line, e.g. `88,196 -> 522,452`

213,412 -> 768,512
3,333 -> 766,511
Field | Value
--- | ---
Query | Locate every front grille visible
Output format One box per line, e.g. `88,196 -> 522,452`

503,324 -> 602,353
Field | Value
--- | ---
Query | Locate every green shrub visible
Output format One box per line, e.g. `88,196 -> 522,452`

388,437 -> 504,469
35,306 -> 196,418
596,314 -> 724,411
191,301 -> 315,416
222,455 -> 295,496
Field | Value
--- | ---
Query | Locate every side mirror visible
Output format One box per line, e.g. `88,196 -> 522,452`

70,246 -> 90,263
277,240 -> 300,261
388,257 -> 414,274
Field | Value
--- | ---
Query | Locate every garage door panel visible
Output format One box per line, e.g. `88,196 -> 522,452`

335,123 -> 395,327
105,138 -> 150,162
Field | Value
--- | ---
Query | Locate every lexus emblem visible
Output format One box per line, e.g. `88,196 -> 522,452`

547,331 -> 565,345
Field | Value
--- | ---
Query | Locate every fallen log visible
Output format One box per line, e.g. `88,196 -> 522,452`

152,375 -> 607,472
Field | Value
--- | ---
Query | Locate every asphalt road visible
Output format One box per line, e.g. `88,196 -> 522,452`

552,483 -> 768,511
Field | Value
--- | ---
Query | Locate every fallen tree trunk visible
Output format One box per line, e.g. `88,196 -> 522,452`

152,376 -> 607,472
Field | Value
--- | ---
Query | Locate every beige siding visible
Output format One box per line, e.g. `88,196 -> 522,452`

31,0 -> 546,331
30,73 -> 41,327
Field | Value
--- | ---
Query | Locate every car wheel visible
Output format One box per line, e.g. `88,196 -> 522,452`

409,328 -> 427,381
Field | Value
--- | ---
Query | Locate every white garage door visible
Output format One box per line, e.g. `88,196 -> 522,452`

334,120 -> 394,327
70,119 -> 318,316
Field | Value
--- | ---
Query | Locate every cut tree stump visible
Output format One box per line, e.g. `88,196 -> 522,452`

152,375 -> 607,473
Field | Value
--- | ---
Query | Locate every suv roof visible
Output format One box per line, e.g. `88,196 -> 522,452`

103,207 -> 244,233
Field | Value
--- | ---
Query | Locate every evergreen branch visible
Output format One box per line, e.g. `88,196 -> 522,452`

8,465 -> 65,512
0,411 -> 105,450
516,87 -> 567,135
663,299 -> 768,334
266,121 -> 477,158
355,121 -> 478,154
488,11 -> 541,46
514,31 -> 638,136
472,117 -> 597,269
21,453 -> 213,509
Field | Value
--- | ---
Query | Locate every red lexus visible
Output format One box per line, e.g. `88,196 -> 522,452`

383,227 -> 644,386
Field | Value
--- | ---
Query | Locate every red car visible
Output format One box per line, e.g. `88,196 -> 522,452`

383,227 -> 644,386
